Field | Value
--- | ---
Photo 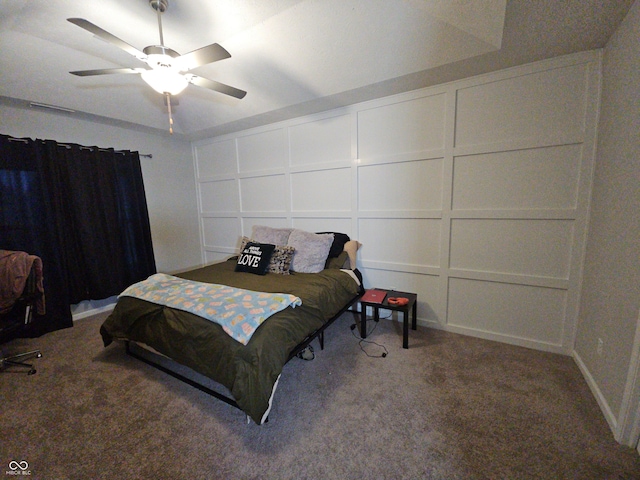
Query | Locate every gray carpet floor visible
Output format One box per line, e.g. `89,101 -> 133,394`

2,311 -> 639,479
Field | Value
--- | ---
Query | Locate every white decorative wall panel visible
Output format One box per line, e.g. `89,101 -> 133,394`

237,129 -> 284,172
364,269 -> 440,321
199,180 -> 239,213
204,250 -> 232,264
202,217 -> 239,249
358,159 -> 443,211
455,64 -> 588,147
447,278 -> 567,345
452,145 -> 582,210
289,114 -> 352,166
292,218 -> 353,236
239,175 -> 287,212
357,93 -> 446,159
291,168 -> 351,212
193,52 -> 600,354
242,217 -> 289,235
195,139 -> 237,177
449,219 -> 574,279
358,218 -> 441,267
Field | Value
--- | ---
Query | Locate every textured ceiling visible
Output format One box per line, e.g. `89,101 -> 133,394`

0,0 -> 634,140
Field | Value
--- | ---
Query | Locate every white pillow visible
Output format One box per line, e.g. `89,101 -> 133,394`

287,230 -> 334,273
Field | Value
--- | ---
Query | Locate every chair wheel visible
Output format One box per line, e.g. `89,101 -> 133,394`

28,368 -> 36,375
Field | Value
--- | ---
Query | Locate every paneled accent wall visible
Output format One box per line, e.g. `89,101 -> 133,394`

193,51 -> 601,354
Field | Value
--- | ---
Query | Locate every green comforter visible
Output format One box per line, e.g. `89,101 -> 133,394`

100,258 -> 360,424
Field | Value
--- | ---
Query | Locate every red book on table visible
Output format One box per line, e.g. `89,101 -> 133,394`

361,289 -> 387,304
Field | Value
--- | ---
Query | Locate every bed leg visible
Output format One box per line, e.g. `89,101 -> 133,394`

319,331 -> 324,350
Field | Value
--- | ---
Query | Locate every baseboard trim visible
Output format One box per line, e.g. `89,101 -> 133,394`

72,302 -> 116,321
418,318 -> 569,355
573,349 -> 618,436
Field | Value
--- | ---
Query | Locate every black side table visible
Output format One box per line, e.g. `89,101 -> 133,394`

359,289 -> 418,349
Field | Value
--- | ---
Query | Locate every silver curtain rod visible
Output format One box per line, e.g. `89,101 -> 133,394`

6,136 -> 152,158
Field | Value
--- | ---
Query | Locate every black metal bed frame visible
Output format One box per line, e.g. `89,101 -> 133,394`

125,293 -> 362,417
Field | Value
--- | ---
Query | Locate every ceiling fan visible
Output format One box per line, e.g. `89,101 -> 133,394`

68,0 -> 246,134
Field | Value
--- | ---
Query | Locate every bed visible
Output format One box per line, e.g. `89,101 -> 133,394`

99,227 -> 363,424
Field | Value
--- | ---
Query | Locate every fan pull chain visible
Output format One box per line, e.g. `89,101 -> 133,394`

156,2 -> 165,46
166,93 -> 174,135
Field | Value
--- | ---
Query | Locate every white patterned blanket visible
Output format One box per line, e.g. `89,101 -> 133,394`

119,273 -> 302,345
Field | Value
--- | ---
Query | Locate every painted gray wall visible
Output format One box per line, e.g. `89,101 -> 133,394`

575,0 -> 640,439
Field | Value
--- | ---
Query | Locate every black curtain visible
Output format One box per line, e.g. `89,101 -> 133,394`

0,134 -> 156,335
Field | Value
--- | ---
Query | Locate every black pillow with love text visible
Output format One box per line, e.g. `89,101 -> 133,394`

235,241 -> 276,275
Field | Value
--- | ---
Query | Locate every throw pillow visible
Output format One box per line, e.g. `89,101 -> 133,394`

239,236 -> 295,274
287,229 -> 334,273
269,244 -> 295,275
235,241 -> 275,275
251,225 -> 293,245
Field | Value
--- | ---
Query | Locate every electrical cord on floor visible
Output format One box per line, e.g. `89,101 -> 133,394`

350,314 -> 389,358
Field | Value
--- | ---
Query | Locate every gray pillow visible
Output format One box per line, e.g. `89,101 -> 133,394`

287,230 -> 334,273
251,225 -> 293,245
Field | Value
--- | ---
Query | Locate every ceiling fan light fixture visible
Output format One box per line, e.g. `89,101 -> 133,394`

140,69 -> 188,95
67,0 -> 246,129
